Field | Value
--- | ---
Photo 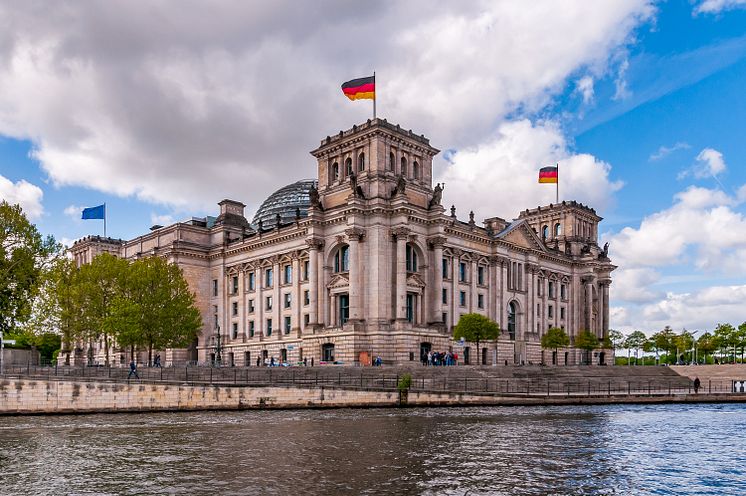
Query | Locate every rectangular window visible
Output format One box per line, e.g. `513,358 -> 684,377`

537,303 -> 541,317
459,262 -> 467,282
284,293 -> 291,309
339,293 -> 350,325
213,313 -> 218,328
266,318 -> 273,336
231,322 -> 238,339
212,279 -> 218,297
560,307 -> 566,320
459,291 -> 466,307
442,312 -> 448,324
249,321 -> 255,337
232,301 -> 238,316
537,279 -> 542,296
248,272 -> 255,291
478,266 -> 484,285
266,296 -> 273,310
442,288 -> 447,304
283,264 -> 292,284
548,282 -> 555,298
265,268 -> 273,288
304,314 -> 310,326
406,293 -> 415,323
561,284 -> 567,300
442,258 -> 448,279
304,290 -> 310,306
477,294 -> 484,309
303,260 -> 310,281
248,299 -> 255,313
284,316 -> 291,334
548,305 -> 554,319
231,276 -> 239,294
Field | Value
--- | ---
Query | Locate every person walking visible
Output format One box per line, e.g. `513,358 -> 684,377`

694,377 -> 701,394
128,359 -> 139,380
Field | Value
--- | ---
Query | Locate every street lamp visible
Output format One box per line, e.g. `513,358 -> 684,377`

214,325 -> 223,367
691,330 -> 700,365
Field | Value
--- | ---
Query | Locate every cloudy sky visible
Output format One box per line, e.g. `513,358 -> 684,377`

1,0 -> 745,335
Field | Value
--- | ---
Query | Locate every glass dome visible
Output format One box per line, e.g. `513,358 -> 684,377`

251,179 -> 317,230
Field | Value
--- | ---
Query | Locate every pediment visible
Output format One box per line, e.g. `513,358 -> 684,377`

406,273 -> 426,289
327,273 -> 350,289
500,221 -> 547,251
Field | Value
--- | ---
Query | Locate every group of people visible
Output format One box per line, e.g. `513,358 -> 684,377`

422,350 -> 457,366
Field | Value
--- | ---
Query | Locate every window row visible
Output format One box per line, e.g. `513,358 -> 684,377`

213,262 -> 311,297
538,281 -> 568,300
226,314 -> 312,339
537,303 -> 566,321
442,259 -> 487,285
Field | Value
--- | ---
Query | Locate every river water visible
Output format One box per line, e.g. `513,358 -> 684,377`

1,404 -> 744,495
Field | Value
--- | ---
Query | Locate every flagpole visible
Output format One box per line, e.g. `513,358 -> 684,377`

556,162 -> 559,204
104,203 -> 107,238
373,71 -> 376,119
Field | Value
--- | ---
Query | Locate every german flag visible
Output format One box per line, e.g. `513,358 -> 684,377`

342,75 -> 375,101
539,166 -> 558,183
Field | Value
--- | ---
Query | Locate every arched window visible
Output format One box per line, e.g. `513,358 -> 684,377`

508,302 -> 517,340
334,245 -> 350,273
555,223 -> 561,236
406,244 -> 418,272
542,225 -> 549,240
401,157 -> 408,177
358,153 -> 365,172
345,157 -> 353,176
332,162 -> 339,181
413,161 -> 420,180
388,152 -> 395,171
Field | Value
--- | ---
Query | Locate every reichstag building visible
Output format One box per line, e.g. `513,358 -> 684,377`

70,118 -> 615,367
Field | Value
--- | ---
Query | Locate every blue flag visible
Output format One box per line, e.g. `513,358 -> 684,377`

82,204 -> 105,220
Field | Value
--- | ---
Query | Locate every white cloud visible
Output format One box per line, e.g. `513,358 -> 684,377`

611,185 -> 746,271
64,204 -> 84,221
612,57 -> 631,100
0,1 -> 654,213
150,213 -> 175,226
649,142 -> 690,161
0,174 -> 44,219
638,285 -> 746,331
576,76 -> 595,104
694,147 -> 726,177
694,0 -> 746,14
610,267 -> 664,304
437,119 -> 623,221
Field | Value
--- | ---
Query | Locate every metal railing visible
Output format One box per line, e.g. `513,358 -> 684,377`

2,364 -> 742,398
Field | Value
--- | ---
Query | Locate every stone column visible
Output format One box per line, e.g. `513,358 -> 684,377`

429,237 -> 446,323
526,265 -> 534,337
602,281 -> 610,339
306,240 -> 319,326
470,259 -> 477,313
451,249 -> 461,329
292,254 -> 301,334
272,256 -> 281,340
582,276 -> 594,333
346,228 -> 365,321
392,227 -> 409,321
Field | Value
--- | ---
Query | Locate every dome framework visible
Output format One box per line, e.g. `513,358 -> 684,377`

251,179 -> 317,229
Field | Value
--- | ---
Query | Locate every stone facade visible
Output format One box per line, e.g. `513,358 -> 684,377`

68,118 -> 615,367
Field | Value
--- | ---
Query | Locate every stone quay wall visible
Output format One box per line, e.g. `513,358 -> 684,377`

2,377 -> 746,415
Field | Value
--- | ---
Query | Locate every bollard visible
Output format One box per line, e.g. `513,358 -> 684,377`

608,381 -> 611,396
628,381 -> 631,395
185,366 -> 188,382
709,379 -> 711,394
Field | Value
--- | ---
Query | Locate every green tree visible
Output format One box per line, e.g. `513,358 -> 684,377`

0,201 -> 60,336
674,330 -> 695,364
113,257 -> 202,365
541,327 -> 570,364
575,329 -> 599,365
624,330 -> 647,366
73,253 -> 128,366
696,332 -> 716,364
608,329 -> 625,353
736,323 -> 746,363
714,323 -> 737,363
651,326 -> 676,364
453,313 -> 500,365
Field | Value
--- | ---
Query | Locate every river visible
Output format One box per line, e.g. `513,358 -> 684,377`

1,404 -> 744,495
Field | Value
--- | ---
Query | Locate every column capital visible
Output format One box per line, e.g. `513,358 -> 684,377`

390,226 -> 410,240
305,237 -> 324,250
598,278 -> 612,286
427,235 -> 447,249
345,227 -> 366,242
488,255 -> 508,266
581,275 -> 595,284
526,262 -> 540,273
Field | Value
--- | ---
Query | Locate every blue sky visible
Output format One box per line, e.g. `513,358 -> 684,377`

0,1 -> 745,334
